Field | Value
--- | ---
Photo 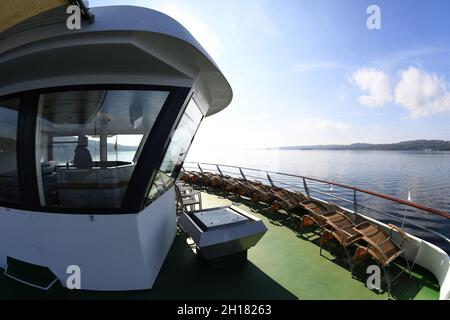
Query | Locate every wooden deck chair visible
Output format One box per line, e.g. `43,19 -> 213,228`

220,176 -> 254,199
181,171 -> 203,185
351,222 -> 412,296
234,179 -> 260,197
320,212 -> 362,271
199,172 -> 222,188
246,184 -> 303,221
221,176 -> 242,193
271,190 -> 305,213
249,183 -> 278,204
179,171 -> 192,183
299,199 -> 344,236
209,174 -> 225,189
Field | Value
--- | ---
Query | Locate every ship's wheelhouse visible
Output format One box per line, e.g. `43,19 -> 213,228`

0,4 -> 232,291
0,86 -> 203,213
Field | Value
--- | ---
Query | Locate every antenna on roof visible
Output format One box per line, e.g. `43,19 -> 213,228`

67,0 -> 95,24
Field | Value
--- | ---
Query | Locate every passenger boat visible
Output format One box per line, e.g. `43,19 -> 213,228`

0,1 -> 231,291
0,1 -> 448,300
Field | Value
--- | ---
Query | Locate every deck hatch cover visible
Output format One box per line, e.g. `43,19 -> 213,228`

4,257 -> 58,290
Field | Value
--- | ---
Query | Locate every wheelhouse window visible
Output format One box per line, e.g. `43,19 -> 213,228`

147,98 -> 203,202
35,90 -> 169,209
0,98 -> 20,204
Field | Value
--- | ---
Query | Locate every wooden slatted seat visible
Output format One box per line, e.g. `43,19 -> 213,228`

350,222 -> 412,296
320,212 -> 362,271
299,199 -> 343,235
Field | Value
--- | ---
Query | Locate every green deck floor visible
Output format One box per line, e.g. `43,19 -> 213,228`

0,190 -> 441,300
193,191 -> 440,300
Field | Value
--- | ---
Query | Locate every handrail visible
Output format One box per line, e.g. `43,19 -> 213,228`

183,161 -> 450,249
184,161 -> 450,220
299,176 -> 450,220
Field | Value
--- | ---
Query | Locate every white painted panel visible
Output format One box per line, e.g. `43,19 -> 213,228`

137,187 -> 177,287
31,212 -> 147,290
414,241 -> 450,300
0,188 -> 177,291
0,207 -> 46,266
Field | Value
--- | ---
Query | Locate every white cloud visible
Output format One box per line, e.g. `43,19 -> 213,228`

300,118 -> 351,131
351,68 -> 393,107
394,66 -> 450,119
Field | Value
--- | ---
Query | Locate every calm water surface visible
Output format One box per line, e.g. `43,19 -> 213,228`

186,149 -> 450,253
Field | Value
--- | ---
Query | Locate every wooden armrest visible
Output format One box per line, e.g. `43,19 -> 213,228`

340,228 -> 353,238
388,223 -> 409,240
343,233 -> 362,246
385,248 -> 406,265
322,210 -> 339,216
354,220 -> 370,228
377,237 -> 392,246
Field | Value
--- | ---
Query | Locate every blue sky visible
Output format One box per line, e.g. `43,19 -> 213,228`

90,0 -> 450,148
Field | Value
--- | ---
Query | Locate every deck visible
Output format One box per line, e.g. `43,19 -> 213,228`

0,189 -> 441,300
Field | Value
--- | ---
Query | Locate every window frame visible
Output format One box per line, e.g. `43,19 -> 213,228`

0,84 -> 192,215
0,96 -> 22,206
144,97 -> 205,207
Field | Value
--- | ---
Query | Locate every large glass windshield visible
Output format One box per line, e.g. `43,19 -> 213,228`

147,99 -> 203,202
0,98 -> 20,205
35,90 -> 169,209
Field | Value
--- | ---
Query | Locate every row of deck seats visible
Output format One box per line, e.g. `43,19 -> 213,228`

180,171 -> 307,214
181,170 -> 412,296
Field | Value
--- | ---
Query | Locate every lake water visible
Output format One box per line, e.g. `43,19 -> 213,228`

186,148 -> 450,254
92,151 -> 136,163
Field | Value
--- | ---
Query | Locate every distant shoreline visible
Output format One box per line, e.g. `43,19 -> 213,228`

273,149 -> 450,152
270,140 -> 450,152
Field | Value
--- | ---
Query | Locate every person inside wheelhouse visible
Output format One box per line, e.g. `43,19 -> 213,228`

73,135 -> 93,169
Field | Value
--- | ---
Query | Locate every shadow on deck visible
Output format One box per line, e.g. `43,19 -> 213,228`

199,188 -> 441,300
0,187 -> 440,300
0,228 -> 296,300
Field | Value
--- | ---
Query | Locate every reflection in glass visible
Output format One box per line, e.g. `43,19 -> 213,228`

147,99 -> 203,203
0,98 -> 20,204
35,90 -> 169,209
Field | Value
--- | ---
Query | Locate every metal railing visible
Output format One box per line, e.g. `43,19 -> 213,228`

182,161 -> 450,251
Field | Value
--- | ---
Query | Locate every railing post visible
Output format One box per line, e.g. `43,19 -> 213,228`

353,189 -> 358,214
197,163 -> 203,173
239,167 -> 247,181
216,165 -> 224,176
302,177 -> 310,197
267,173 -> 275,188
329,182 -> 334,203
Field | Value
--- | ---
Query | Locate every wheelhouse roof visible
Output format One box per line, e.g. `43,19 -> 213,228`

0,4 -> 233,116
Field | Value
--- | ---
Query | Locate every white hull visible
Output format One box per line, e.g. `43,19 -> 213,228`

0,188 -> 177,291
309,196 -> 450,300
